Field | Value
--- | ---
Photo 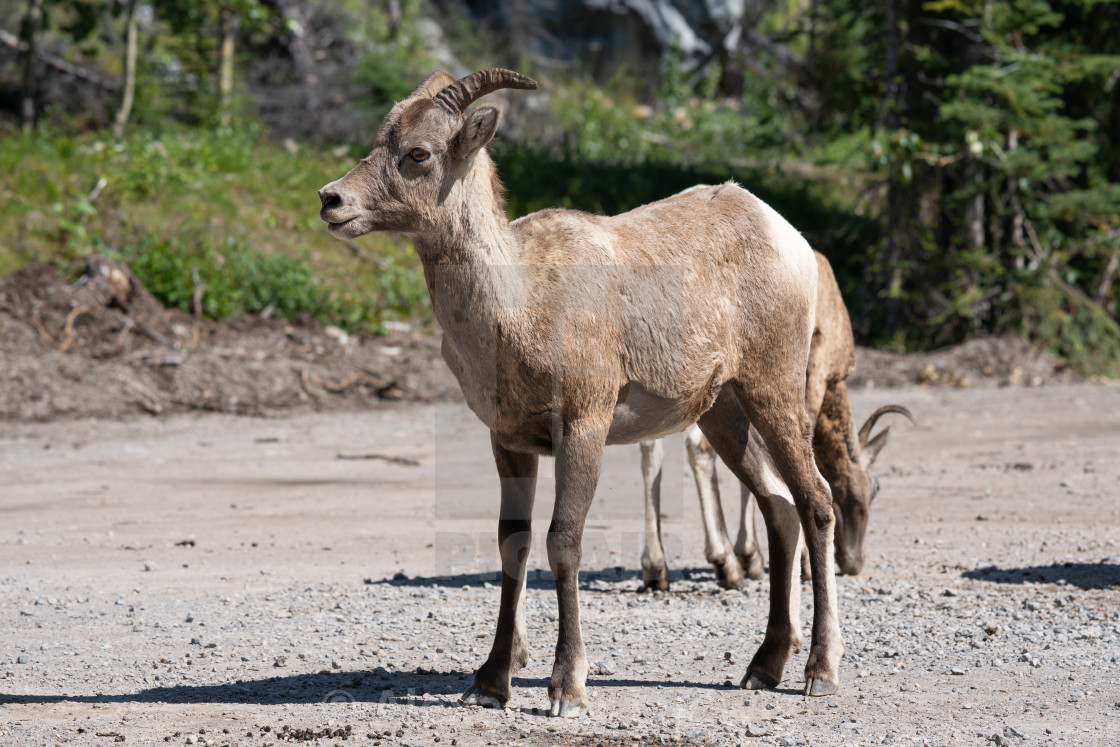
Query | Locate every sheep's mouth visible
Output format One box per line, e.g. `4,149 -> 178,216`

327,215 -> 376,240
326,216 -> 358,234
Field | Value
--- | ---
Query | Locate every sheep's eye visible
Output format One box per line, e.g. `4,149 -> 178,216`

409,148 -> 429,162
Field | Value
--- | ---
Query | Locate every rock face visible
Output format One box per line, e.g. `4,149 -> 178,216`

243,1 -> 753,138
460,0 -> 747,77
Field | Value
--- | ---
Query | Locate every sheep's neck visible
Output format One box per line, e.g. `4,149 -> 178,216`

413,161 -> 528,336
411,163 -> 535,426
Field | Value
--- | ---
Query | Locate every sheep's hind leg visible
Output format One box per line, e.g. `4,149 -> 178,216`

734,485 -> 766,580
686,426 -> 745,589
639,438 -> 670,591
462,433 -> 537,709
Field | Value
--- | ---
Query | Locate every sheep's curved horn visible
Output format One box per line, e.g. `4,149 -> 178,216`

858,405 -> 917,447
410,70 -> 456,99
432,68 -> 538,115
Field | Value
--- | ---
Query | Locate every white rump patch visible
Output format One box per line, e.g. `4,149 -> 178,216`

755,195 -> 813,271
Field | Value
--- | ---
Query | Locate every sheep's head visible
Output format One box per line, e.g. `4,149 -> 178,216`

824,404 -> 916,576
317,69 -> 537,239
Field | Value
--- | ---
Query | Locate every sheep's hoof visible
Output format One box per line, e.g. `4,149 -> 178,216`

713,556 -> 746,589
460,685 -> 508,709
740,670 -> 779,690
548,697 -> 587,718
641,577 -> 670,592
737,551 -> 765,581
803,678 -> 838,697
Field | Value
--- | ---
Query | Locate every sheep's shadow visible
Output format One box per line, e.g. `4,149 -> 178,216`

364,566 -> 751,593
0,666 -> 730,708
961,562 -> 1120,590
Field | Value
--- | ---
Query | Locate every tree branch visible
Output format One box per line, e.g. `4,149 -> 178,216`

0,27 -> 121,90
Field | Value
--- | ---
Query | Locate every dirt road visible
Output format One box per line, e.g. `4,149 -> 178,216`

2,382 -> 1119,746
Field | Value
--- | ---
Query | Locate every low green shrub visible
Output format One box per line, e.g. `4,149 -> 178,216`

123,237 -> 331,322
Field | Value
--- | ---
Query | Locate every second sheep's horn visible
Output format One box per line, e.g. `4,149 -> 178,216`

858,405 -> 917,446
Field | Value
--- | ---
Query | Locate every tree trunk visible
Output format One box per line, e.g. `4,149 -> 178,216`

113,0 -> 139,139
386,0 -> 402,37
218,6 -> 237,127
808,0 -> 819,63
273,0 -> 321,110
1097,252 -> 1118,310
882,0 -> 905,336
20,0 -> 44,135
1006,129 -> 1026,268
964,158 -> 985,250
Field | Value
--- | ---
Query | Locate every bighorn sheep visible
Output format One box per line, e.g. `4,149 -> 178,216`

318,68 -> 843,715
639,251 -> 914,592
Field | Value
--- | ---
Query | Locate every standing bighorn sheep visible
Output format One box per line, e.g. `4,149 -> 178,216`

640,251 -> 915,591
319,68 -> 843,715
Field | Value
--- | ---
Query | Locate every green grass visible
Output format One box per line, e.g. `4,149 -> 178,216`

0,122 -> 429,331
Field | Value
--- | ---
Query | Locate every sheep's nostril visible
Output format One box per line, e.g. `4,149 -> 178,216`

319,189 -> 341,209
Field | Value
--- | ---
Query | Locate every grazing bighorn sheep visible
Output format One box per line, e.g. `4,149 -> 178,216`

318,68 -> 843,715
640,250 -> 915,591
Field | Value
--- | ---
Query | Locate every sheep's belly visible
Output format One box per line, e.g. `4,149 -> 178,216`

605,382 -> 705,446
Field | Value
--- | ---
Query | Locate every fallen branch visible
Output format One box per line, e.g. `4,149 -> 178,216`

312,370 -> 385,393
58,306 -> 91,351
298,366 -> 321,402
343,239 -> 370,259
336,452 -> 420,467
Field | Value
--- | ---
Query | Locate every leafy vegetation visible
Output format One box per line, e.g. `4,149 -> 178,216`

2,0 -> 1118,373
516,1 -> 1120,374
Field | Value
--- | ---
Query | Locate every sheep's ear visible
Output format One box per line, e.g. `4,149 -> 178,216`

453,106 -> 500,159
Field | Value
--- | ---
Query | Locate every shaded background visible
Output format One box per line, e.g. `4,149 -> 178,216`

2,0 -> 1118,374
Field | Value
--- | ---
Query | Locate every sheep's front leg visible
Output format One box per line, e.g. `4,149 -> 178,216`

546,424 -> 606,718
744,477 -> 805,689
639,438 -> 670,590
462,433 -> 537,709
698,390 -> 804,690
746,404 -> 843,696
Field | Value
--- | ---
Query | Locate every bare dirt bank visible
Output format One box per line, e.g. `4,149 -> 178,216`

1,258 -> 1080,423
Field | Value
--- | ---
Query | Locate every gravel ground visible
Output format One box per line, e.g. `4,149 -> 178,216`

2,382 -> 1119,746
